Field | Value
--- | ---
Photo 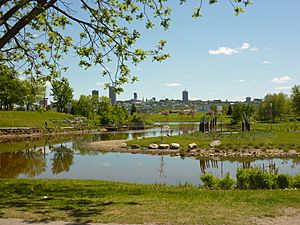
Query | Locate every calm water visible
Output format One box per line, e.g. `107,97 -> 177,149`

1,123 -> 300,185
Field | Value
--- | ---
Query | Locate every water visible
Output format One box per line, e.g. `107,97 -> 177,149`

1,123 -> 300,185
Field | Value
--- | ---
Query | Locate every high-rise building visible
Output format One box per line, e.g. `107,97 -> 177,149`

109,86 -> 116,105
133,92 -> 137,101
246,97 -> 251,103
92,90 -> 99,99
182,90 -> 188,103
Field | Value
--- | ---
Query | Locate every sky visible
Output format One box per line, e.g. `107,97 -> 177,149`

52,0 -> 300,102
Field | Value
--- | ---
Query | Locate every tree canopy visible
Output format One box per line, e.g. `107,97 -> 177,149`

0,0 -> 252,91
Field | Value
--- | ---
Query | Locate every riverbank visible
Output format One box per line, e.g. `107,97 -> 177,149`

1,179 -> 300,225
86,130 -> 300,159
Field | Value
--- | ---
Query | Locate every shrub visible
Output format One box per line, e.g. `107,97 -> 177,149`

275,174 -> 290,189
236,168 -> 274,189
218,173 -> 235,190
291,174 -> 300,188
200,174 -> 219,189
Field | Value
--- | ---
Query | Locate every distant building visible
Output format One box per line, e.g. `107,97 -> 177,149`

182,90 -> 188,103
92,90 -> 99,99
246,97 -> 251,103
109,86 -> 116,105
134,92 -> 138,101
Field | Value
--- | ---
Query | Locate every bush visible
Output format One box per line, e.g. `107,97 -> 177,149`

218,173 -> 235,190
275,174 -> 290,189
201,174 -> 218,189
236,168 -> 274,189
201,173 -> 235,190
291,174 -> 300,188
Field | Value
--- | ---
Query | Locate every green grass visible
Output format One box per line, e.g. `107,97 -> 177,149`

128,131 -> 300,150
0,179 -> 300,224
0,111 -> 73,128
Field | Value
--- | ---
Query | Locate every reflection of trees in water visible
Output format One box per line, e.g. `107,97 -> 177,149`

199,159 -> 219,174
0,149 -> 46,178
51,144 -> 74,175
158,156 -> 166,179
292,158 -> 300,168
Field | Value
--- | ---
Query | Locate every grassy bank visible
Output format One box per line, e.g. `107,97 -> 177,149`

0,179 -> 300,224
127,131 -> 300,151
0,111 -> 72,128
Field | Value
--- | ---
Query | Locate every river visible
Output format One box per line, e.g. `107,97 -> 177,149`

1,123 -> 300,185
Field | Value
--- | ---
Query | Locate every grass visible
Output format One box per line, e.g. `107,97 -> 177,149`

0,111 -> 73,128
0,179 -> 300,224
127,131 -> 300,151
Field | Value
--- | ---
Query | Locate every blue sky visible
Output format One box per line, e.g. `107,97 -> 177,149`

55,0 -> 300,102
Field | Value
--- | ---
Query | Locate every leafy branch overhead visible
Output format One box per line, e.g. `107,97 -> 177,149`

0,0 -> 252,91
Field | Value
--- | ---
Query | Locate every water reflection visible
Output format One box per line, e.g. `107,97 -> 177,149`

0,123 -> 300,184
51,144 -> 74,175
0,149 -> 46,178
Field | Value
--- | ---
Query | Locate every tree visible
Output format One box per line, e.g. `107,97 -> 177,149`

291,85 -> 300,115
256,93 -> 290,122
20,77 -> 46,111
0,1 -> 252,91
0,64 -> 22,110
231,103 -> 254,124
51,77 -> 73,113
75,95 -> 94,118
130,104 -> 137,115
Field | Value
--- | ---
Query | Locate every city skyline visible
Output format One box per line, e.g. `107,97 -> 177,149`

48,1 -> 299,102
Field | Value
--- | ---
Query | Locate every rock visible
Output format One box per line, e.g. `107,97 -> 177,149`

158,144 -> 170,149
188,143 -> 197,150
131,144 -> 141,149
170,143 -> 180,149
148,144 -> 159,149
120,143 -> 127,148
209,140 -> 221,148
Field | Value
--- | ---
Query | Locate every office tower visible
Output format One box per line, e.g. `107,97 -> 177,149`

182,90 -> 188,103
109,86 -> 116,105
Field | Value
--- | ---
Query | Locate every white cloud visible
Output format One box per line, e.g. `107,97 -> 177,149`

165,83 -> 181,87
275,86 -> 291,91
136,67 -> 143,71
262,60 -> 273,65
236,79 -> 245,82
271,76 -> 292,84
239,42 -> 250,50
96,82 -> 105,87
250,47 -> 259,52
208,47 -> 238,55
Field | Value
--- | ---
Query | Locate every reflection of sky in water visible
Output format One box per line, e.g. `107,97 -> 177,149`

1,123 -> 300,185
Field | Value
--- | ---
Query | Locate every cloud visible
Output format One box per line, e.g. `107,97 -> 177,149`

236,79 -> 245,82
96,82 -> 105,87
165,83 -> 181,87
209,42 -> 255,55
271,76 -> 292,84
239,42 -> 250,50
136,67 -> 143,71
275,86 -> 291,91
262,60 -> 273,65
208,47 -> 238,55
250,47 -> 259,52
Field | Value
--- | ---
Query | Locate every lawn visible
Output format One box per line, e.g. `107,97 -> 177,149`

0,179 -> 300,225
0,111 -> 73,128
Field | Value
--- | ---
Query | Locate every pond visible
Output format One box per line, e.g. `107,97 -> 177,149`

1,123 -> 300,185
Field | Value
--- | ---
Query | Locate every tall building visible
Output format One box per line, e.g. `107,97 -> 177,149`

182,90 -> 188,103
133,92 -> 138,101
109,86 -> 116,105
246,97 -> 251,103
92,90 -> 99,99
